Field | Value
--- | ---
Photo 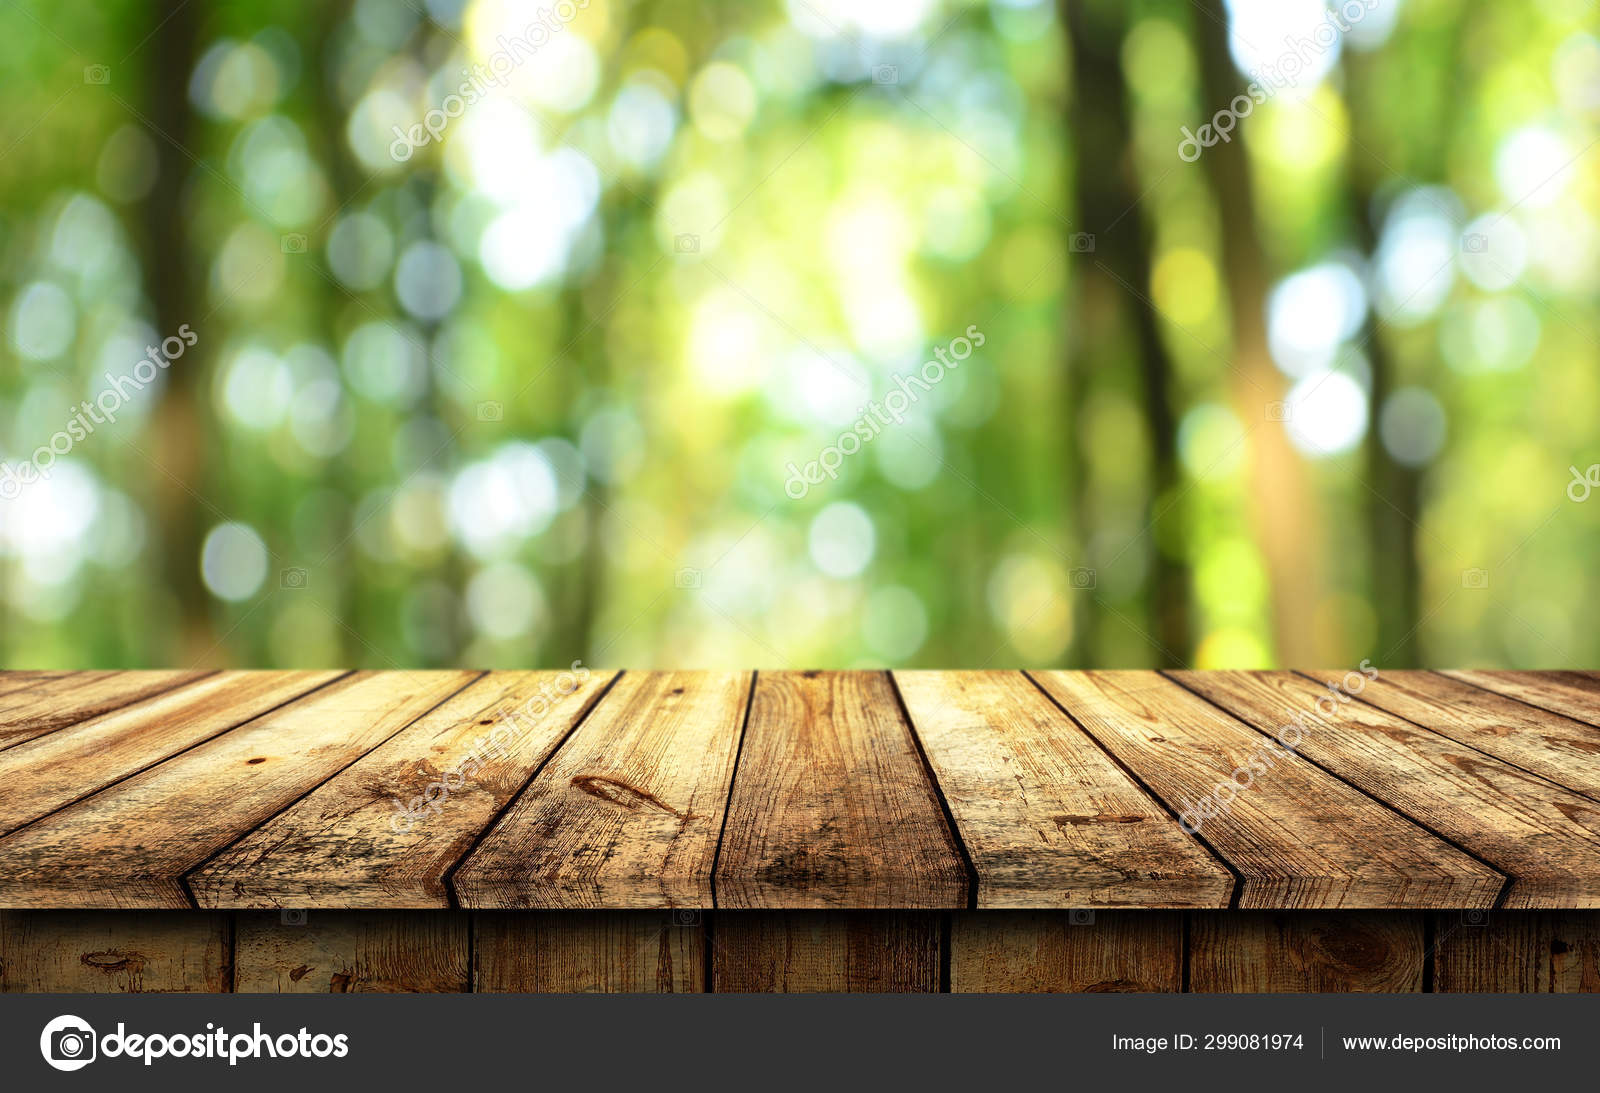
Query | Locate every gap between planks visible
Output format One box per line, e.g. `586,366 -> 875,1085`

1162,670 -> 1514,908
5,671 -> 1600,911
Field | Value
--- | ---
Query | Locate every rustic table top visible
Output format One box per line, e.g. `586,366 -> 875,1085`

1,669 -> 1597,911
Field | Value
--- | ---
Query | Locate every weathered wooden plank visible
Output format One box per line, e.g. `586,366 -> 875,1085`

232,911 -> 468,992
1441,670 -> 1600,727
1032,671 -> 1502,909
712,911 -> 939,991
454,672 -> 749,909
716,671 -> 967,909
1188,912 -> 1424,992
1433,911 -> 1600,992
0,911 -> 228,992
192,670 -> 616,909
0,671 -> 75,700
0,670 -> 109,703
1316,669 -> 1600,800
1177,670 -> 1600,908
3,668 -> 1596,917
950,911 -> 1181,992
0,670 -> 214,750
0,670 -> 479,908
894,671 -> 1231,908
0,670 -> 345,839
475,911 -> 705,992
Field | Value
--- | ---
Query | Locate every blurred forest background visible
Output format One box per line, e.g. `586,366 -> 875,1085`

0,0 -> 1596,672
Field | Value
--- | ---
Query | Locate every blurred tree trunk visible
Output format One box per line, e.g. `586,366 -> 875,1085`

1195,0 -> 1332,666
553,0 -> 667,666
1356,298 -> 1419,666
306,0 -> 362,667
1344,50 -> 1418,667
410,173 -> 464,668
556,193 -> 679,668
1345,18 -> 1468,667
1062,0 -> 1190,667
140,4 -> 210,663
557,275 -> 611,666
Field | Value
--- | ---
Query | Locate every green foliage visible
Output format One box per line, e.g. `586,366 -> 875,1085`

0,0 -> 1595,670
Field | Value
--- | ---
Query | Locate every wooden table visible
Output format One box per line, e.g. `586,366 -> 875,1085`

2,669 -> 1598,992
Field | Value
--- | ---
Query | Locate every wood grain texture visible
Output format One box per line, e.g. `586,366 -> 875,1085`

1032,671 -> 1502,909
712,911 -> 940,991
232,911 -> 468,992
0,671 -> 345,839
716,671 -> 967,909
191,670 -> 616,909
1188,912 -> 1424,992
1177,670 -> 1600,908
0,670 -> 214,750
950,911 -> 1181,992
0,907 -> 1595,993
1433,911 -> 1600,992
454,672 -> 749,909
895,671 -> 1231,908
0,670 -> 479,908
0,671 -> 75,701
0,911 -> 228,992
3,670 -> 1599,914
1317,669 -> 1600,800
1441,670 -> 1600,727
0,670 -> 117,707
475,912 -> 705,992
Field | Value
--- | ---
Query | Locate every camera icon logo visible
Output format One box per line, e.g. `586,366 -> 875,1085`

83,65 -> 110,85
1265,400 -> 1291,421
675,567 -> 702,590
40,1015 -> 98,1072
670,909 -> 702,926
281,908 -> 309,926
1068,909 -> 1096,926
281,567 -> 308,589
1461,233 -> 1488,253
1069,232 -> 1095,253
1462,567 -> 1489,590
674,233 -> 700,254
872,64 -> 899,84
1070,567 -> 1097,590
281,233 -> 308,254
477,400 -> 504,422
